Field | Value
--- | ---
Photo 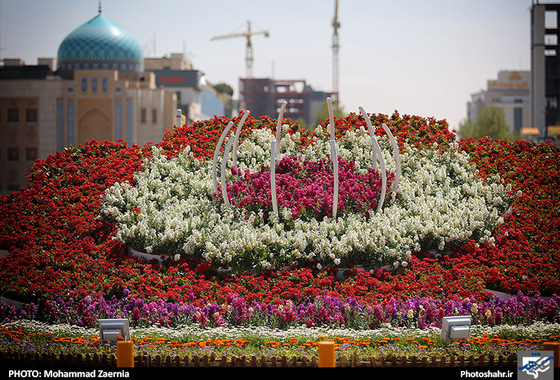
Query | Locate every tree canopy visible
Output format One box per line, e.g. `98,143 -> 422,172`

458,106 -> 521,141
313,101 -> 346,128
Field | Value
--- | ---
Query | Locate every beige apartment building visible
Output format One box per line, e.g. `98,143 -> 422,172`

466,70 -> 532,139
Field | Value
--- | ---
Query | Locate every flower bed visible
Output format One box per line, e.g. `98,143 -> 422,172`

0,111 -> 558,329
1,291 -> 558,330
2,319 -> 559,367
100,125 -> 513,272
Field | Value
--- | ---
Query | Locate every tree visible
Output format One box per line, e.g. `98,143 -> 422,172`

313,101 -> 346,128
458,106 -> 521,140
213,82 -> 234,97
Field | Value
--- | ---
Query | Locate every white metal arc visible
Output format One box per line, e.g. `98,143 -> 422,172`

212,121 -> 234,194
381,123 -> 401,192
358,107 -> 387,213
327,97 -> 339,219
232,111 -> 251,169
270,140 -> 278,214
220,135 -> 235,207
271,101 -> 287,215
275,101 -> 287,156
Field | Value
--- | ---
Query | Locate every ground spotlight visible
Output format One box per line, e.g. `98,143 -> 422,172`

441,316 -> 471,341
98,319 -> 130,342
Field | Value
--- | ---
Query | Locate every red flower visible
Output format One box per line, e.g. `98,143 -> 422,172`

0,112 -> 558,311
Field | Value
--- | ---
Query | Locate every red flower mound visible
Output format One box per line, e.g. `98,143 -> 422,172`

0,112 -> 558,309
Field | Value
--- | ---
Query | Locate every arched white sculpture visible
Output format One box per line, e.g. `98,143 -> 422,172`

220,134 -> 235,207
212,121 -> 234,194
275,101 -> 287,156
232,111 -> 250,169
381,122 -> 401,192
271,101 -> 287,214
359,107 -> 387,212
212,102 -> 400,216
212,111 -> 250,204
327,97 -> 339,219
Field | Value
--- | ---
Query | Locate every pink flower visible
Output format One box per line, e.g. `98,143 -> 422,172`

223,155 -> 394,221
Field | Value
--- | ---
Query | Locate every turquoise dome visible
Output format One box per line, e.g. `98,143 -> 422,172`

57,14 -> 143,73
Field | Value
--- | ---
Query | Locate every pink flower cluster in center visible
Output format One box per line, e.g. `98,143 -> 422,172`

225,155 -> 395,220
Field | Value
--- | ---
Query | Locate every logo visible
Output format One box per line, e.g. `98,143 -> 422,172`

159,75 -> 186,85
508,71 -> 522,81
518,351 -> 554,380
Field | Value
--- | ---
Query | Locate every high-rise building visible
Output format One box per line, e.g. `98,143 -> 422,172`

145,53 -> 233,123
466,70 -> 532,138
531,1 -> 560,140
239,78 -> 333,127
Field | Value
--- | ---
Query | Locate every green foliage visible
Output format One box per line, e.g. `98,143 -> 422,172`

213,82 -> 234,96
458,107 -> 521,141
313,101 -> 346,128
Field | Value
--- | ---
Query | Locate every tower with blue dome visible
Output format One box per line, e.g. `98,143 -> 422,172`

57,10 -> 143,76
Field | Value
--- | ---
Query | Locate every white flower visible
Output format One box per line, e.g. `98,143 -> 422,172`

100,127 -> 514,271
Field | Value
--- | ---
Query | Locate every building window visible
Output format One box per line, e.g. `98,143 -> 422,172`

115,101 -> 122,140
102,77 -> 108,91
67,100 -> 75,146
8,147 -> 19,161
26,109 -> 38,122
81,77 -> 87,91
545,10 -> 558,29
26,147 -> 38,161
8,109 -> 19,122
57,99 -> 64,151
513,107 -> 523,133
152,108 -> 157,123
92,77 -> 98,91
127,100 -> 133,142
141,108 -> 147,123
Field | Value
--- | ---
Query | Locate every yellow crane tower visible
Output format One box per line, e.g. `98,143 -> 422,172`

211,21 -> 269,79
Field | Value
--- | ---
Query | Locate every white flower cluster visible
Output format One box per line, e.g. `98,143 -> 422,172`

10,319 -> 560,346
100,126 -> 515,271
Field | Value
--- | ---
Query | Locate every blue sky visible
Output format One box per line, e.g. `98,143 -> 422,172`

0,0 -> 532,129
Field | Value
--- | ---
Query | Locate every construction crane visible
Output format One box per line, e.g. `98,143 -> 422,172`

332,0 -> 340,107
211,21 -> 269,78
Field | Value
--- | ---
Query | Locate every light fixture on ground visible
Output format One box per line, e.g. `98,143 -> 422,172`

441,316 -> 471,341
98,318 -> 130,342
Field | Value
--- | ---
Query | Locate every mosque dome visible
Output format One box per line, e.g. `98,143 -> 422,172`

57,13 -> 143,74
